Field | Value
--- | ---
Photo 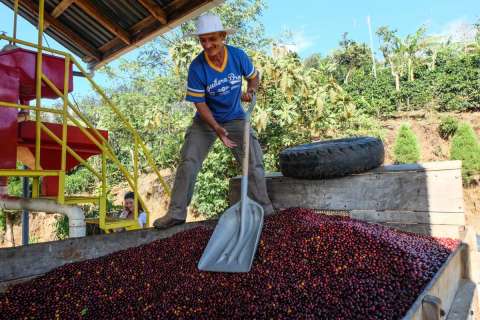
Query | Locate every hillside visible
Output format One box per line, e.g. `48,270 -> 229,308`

2,111 -> 477,247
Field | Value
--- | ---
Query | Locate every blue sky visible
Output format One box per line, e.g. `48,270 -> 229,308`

0,0 -> 478,97
262,0 -> 479,57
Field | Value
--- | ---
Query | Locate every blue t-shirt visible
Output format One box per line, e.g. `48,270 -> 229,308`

185,45 -> 257,123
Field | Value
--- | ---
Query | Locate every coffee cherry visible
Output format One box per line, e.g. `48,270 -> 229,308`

0,208 -> 458,319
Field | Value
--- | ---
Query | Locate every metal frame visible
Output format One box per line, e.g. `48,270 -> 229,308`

0,1 -> 171,232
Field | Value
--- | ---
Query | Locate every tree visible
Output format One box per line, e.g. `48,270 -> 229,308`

376,25 -> 427,91
475,19 -> 480,44
403,26 -> 427,81
304,53 -> 322,69
376,26 -> 405,92
423,35 -> 451,71
332,33 -> 371,84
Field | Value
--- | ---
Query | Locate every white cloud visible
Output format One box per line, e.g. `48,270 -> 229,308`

435,18 -> 477,43
278,26 -> 319,53
291,30 -> 315,52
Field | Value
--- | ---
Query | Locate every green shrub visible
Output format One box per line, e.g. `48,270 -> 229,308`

0,210 -> 6,232
344,68 -> 398,116
191,142 -> 237,219
434,52 -> 480,112
438,116 -> 459,139
29,235 -> 40,244
450,123 -> 480,185
393,124 -> 421,164
65,167 -> 96,195
53,215 -> 69,240
7,177 -> 23,197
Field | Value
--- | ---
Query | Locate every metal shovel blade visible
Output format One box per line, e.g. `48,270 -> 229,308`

197,196 -> 264,273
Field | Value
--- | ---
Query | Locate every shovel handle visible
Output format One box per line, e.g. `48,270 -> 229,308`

242,95 -> 256,178
240,95 -> 256,207
245,94 -> 257,115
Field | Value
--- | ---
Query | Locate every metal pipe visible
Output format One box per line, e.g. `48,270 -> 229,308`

0,169 -> 60,177
41,74 -> 109,151
57,56 -> 70,205
21,166 -> 29,245
33,0 -> 46,198
0,101 -> 64,114
12,0 -> 19,43
133,136 -> 138,221
367,16 -> 377,79
39,124 -> 102,179
0,34 -> 67,56
0,198 -> 86,238
100,149 -> 107,230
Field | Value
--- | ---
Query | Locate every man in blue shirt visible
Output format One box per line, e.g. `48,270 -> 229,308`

154,13 -> 273,229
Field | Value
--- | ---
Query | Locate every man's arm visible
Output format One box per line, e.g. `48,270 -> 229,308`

194,102 -> 237,148
242,72 -> 260,101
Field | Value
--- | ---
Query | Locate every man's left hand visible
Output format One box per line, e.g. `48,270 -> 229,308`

241,89 -> 255,102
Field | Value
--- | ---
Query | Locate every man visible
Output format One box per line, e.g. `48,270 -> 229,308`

153,13 -> 273,229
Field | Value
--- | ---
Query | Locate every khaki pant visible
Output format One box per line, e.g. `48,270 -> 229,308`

168,117 -> 274,220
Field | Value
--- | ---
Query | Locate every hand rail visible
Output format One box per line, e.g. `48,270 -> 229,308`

0,12 -> 171,230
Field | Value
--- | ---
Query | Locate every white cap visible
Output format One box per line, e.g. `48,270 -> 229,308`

186,13 -> 236,37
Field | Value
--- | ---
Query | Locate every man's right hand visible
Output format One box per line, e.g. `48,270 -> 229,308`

215,126 -> 237,148
194,102 -> 237,148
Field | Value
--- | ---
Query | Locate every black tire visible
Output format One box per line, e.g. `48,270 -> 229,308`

279,137 -> 384,179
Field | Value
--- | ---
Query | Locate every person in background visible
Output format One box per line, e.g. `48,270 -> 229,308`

119,191 -> 147,228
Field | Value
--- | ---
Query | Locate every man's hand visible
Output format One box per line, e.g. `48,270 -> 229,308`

241,88 -> 255,102
214,126 -> 237,148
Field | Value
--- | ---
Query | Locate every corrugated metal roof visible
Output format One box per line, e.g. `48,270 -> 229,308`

0,0 -> 224,69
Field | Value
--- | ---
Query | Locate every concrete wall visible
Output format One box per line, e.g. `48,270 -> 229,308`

229,161 -> 466,239
0,221 -> 214,288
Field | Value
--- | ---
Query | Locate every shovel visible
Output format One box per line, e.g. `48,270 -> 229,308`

198,95 -> 264,273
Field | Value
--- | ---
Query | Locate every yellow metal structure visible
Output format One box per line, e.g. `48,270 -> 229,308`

0,1 -> 171,232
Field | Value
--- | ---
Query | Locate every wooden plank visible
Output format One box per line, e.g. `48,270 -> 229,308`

446,280 -> 478,320
0,221 -> 215,284
20,0 -> 102,61
369,161 -> 462,173
129,15 -> 158,35
230,161 -> 465,213
377,223 -> 465,239
350,210 -> 466,225
259,161 -> 462,179
92,0 -> 225,69
75,0 -> 131,45
166,0 -> 195,11
99,16 -> 156,53
138,0 -> 168,24
461,226 -> 480,283
404,245 -> 464,319
51,0 -> 76,18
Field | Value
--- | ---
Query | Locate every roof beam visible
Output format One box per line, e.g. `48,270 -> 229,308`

75,0 -> 131,45
51,0 -> 76,18
99,16 -> 157,53
20,0 -> 102,61
93,0 -> 224,69
138,0 -> 168,25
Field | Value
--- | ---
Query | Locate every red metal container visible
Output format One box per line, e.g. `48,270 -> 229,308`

0,47 -> 73,102
0,48 -> 105,197
18,121 -> 109,196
